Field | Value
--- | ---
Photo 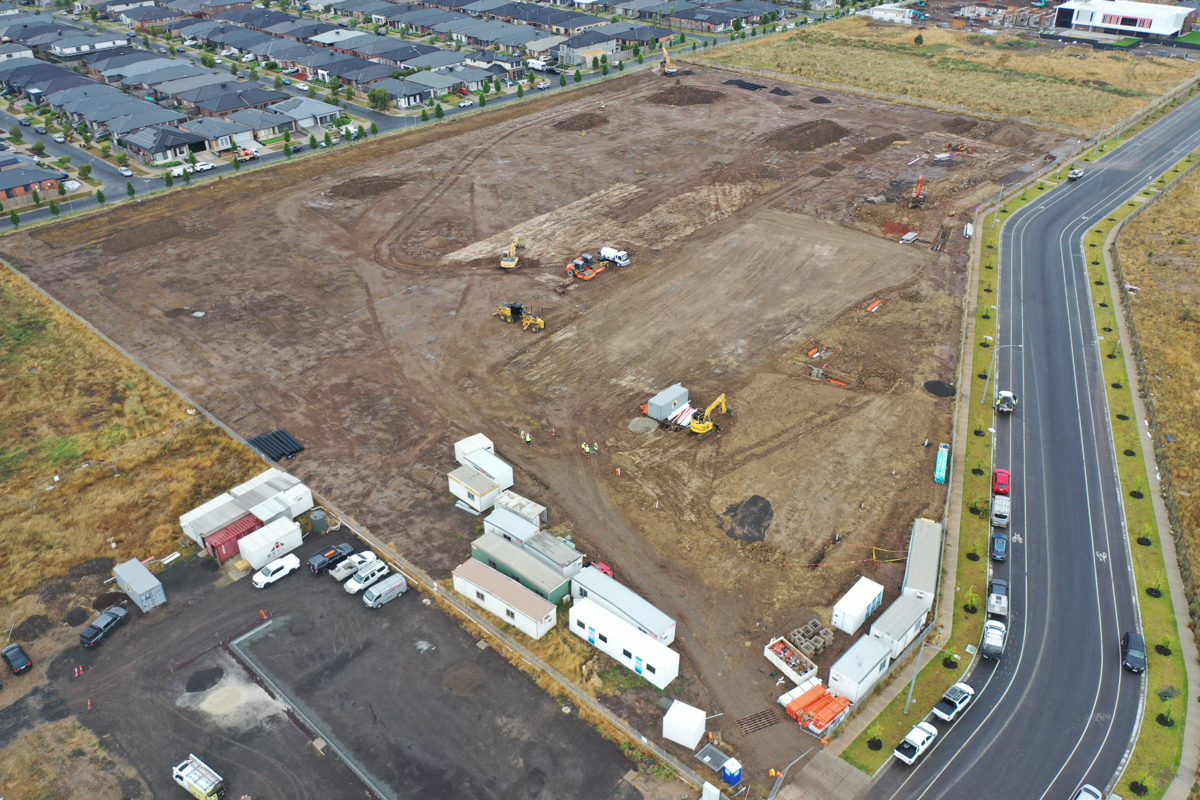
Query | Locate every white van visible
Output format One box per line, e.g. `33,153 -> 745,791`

345,560 -> 390,594
990,495 -> 1011,528
363,573 -> 408,608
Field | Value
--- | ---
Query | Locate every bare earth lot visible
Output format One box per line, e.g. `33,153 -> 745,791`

1,67 -> 1072,776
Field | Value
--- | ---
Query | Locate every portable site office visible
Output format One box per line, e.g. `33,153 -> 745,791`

570,566 -> 676,644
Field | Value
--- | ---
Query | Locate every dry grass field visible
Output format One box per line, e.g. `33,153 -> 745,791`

713,17 -> 1200,129
0,265 -> 263,604
1116,172 -> 1200,626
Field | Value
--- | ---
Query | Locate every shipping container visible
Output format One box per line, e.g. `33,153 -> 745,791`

203,514 -> 263,562
647,383 -> 688,422
455,433 -> 494,465
228,467 -> 287,497
237,518 -> 303,570
831,576 -> 884,635
113,559 -> 166,613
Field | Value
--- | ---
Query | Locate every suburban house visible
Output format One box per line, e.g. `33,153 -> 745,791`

453,559 -> 558,640
45,32 -> 127,56
1054,0 -> 1195,38
268,96 -> 340,129
226,107 -> 295,140
523,34 -> 566,58
175,82 -> 289,117
403,67 -> 462,95
178,115 -> 255,152
442,64 -> 495,91
463,48 -> 524,79
0,166 -> 59,207
0,42 -> 33,60
555,29 -> 617,65
594,21 -> 673,46
119,6 -> 188,29
667,6 -> 741,31
364,77 -> 430,107
120,123 -> 208,165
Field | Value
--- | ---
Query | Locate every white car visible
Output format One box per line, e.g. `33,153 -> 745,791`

344,561 -> 390,594
295,83 -> 309,91
169,164 -> 194,177
183,39 -> 198,46
458,99 -> 474,107
283,66 -> 300,74
252,553 -> 301,588
240,54 -> 256,63
117,166 -> 134,177
213,58 -> 224,64
193,161 -> 216,172
329,551 -> 378,582
220,49 -> 236,57
52,134 -> 65,143
932,682 -> 975,722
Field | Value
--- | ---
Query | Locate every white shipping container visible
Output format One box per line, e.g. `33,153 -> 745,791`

281,482 -> 314,517
455,433 -> 494,466
228,468 -> 287,497
180,492 -> 235,544
462,449 -> 513,491
237,518 -> 303,569
831,576 -> 884,635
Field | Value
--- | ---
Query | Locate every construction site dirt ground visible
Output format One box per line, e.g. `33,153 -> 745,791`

0,66 -> 1074,779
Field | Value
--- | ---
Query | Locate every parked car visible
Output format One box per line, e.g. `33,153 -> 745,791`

501,78 -> 515,86
1068,168 -> 1084,182
295,83 -> 309,91
344,560 -> 390,595
1070,786 -> 1103,800
1121,631 -> 1146,674
193,161 -> 216,171
79,606 -> 130,648
283,66 -> 300,74
220,49 -> 236,57
169,164 -> 194,177
308,543 -> 354,575
363,573 -> 407,608
281,78 -> 292,85
992,468 -> 1010,495
117,166 -> 133,177
289,144 -> 304,153
458,99 -> 474,108
33,125 -> 47,134
183,39 -> 198,46
252,553 -> 301,588
1,643 -> 32,675
536,81 -> 551,90
329,551 -> 378,581
52,134 -> 65,143
989,531 -> 1009,561
17,118 -> 30,127
240,54 -> 256,63
932,682 -> 975,722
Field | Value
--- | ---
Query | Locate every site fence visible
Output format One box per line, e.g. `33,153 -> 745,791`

1106,154 -> 1200,648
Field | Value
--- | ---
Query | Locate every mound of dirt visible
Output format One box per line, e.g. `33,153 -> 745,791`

65,607 -> 91,626
942,117 -> 976,134
822,161 -> 845,173
722,495 -> 774,542
986,122 -> 1035,147
554,112 -> 609,131
328,176 -> 406,200
102,218 -> 201,256
852,133 -> 906,157
811,96 -> 832,104
422,236 -> 457,252
810,168 -> 832,178
766,119 -> 851,152
91,592 -> 129,611
13,614 -> 54,641
708,161 -> 782,184
186,667 -> 224,693
646,85 -> 724,106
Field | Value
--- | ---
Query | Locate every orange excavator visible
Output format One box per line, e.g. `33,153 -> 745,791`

909,175 -> 927,208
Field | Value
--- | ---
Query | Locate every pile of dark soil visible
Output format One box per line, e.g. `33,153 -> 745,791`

769,87 -> 792,96
708,161 -> 782,184
92,591 -> 130,611
65,607 -> 90,626
821,162 -> 845,173
102,218 -> 205,256
942,117 -> 976,134
810,96 -> 832,104
553,112 -> 609,131
328,176 -> 406,200
852,133 -> 906,157
646,85 -> 725,105
766,119 -> 851,152
12,614 -> 55,641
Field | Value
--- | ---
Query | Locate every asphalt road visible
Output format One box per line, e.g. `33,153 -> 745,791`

868,97 -> 1200,800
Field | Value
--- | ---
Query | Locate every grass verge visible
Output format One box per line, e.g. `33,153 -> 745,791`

710,16 -> 1200,129
840,181 -> 1053,773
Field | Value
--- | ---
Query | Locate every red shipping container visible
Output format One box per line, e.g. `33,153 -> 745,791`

204,515 -> 263,561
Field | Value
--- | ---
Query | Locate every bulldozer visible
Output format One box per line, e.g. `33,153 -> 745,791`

493,302 -> 545,331
565,253 -> 605,280
909,175 -> 927,209
661,42 -> 677,77
499,235 -> 522,270
689,393 -> 729,438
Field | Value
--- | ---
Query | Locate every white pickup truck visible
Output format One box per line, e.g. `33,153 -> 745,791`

893,721 -> 938,765
329,551 -> 377,581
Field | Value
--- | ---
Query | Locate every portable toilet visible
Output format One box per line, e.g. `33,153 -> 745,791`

113,559 -> 166,613
721,758 -> 742,787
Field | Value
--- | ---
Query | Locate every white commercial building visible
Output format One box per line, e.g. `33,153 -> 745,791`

462,448 -> 513,491
569,598 -> 679,690
857,3 -> 917,24
902,518 -> 943,612
828,636 -> 892,704
571,567 -> 676,644
1055,0 -> 1194,39
453,558 -> 557,640
869,595 -> 928,659
831,576 -> 885,635
448,464 -> 500,513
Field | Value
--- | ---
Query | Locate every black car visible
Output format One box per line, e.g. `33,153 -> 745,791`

2,643 -> 32,675
1121,631 -> 1146,674
308,543 -> 354,575
32,125 -> 47,134
79,605 -> 130,648
290,144 -> 304,153
989,531 -> 1008,561
17,118 -> 30,127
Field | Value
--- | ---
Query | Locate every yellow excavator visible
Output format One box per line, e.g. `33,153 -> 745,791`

494,301 -> 545,331
690,393 -> 729,438
499,235 -> 522,270
661,42 -> 677,77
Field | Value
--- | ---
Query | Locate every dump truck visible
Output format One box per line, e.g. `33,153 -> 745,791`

893,721 -> 938,765
173,755 -> 225,799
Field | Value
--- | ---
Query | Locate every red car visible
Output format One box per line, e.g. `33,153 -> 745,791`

992,468 -> 1011,495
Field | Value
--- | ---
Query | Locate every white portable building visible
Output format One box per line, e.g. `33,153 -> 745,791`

483,505 -> 540,544
455,433 -> 494,465
448,465 -> 500,513
248,482 -> 314,525
828,636 -> 892,703
902,518 -> 943,612
662,700 -> 706,749
228,468 -> 289,498
831,576 -> 885,635
870,595 -> 928,659
570,598 -> 679,690
180,492 -> 236,544
571,567 -> 676,644
647,383 -> 688,422
462,448 -> 513,491
453,558 -> 557,640
523,531 -> 583,579
237,517 -> 303,569
495,490 -> 547,526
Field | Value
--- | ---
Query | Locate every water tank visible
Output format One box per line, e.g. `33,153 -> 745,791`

310,508 -> 327,534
